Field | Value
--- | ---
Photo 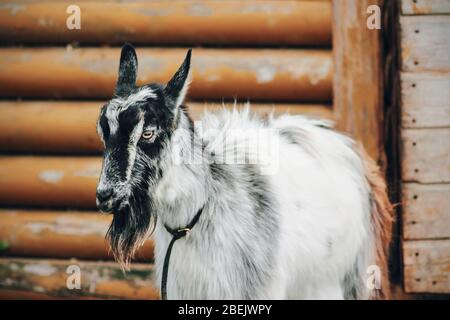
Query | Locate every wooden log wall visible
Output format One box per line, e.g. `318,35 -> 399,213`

0,48 -> 332,101
0,0 -> 336,299
400,0 -> 450,294
0,258 -> 159,299
0,210 -> 153,260
0,1 -> 332,46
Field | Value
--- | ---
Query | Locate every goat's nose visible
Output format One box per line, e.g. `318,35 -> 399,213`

96,188 -> 113,203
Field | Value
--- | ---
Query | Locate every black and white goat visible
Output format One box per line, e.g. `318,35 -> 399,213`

96,44 -> 394,299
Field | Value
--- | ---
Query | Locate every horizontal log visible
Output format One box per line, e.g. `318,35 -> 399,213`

401,0 -> 450,15
0,209 -> 153,261
401,128 -> 450,183
0,258 -> 158,299
403,239 -> 450,293
0,48 -> 332,101
400,16 -> 450,72
0,0 -> 331,46
401,72 -> 450,128
402,183 -> 450,240
0,101 -> 332,153
0,289 -> 84,300
0,101 -> 102,153
0,156 -> 100,208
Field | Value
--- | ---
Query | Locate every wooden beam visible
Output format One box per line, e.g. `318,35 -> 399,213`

400,16 -> 450,72
0,101 -> 333,153
0,258 -> 158,299
0,48 -> 332,101
0,1 -> 332,46
0,101 -> 102,153
400,72 -> 450,128
401,128 -> 450,183
332,0 -> 384,162
401,0 -> 450,15
402,183 -> 450,240
0,209 -> 153,261
0,289 -> 91,300
403,239 -> 450,293
0,156 -> 100,208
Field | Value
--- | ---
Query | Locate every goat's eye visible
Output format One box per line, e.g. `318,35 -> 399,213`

142,130 -> 154,140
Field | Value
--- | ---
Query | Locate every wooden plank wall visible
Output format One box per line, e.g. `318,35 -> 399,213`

400,0 -> 450,294
0,0 -> 335,299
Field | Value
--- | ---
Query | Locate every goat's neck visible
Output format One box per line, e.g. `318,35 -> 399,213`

153,111 -> 211,229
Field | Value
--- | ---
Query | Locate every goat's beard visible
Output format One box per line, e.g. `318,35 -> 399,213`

106,190 -> 155,269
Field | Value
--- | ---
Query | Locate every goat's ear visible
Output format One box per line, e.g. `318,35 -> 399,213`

164,49 -> 192,108
115,43 -> 138,97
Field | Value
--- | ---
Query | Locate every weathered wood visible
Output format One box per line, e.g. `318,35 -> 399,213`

0,101 -> 333,153
400,2 -> 450,296
0,101 -> 102,153
0,1 -> 331,46
0,289 -> 86,300
401,0 -> 450,15
332,0 -> 384,162
0,210 -> 153,261
401,72 -> 450,128
0,258 -> 159,299
400,16 -> 450,72
402,183 -> 450,240
403,240 -> 450,293
401,128 -> 450,183
0,48 -> 332,101
0,156 -> 100,208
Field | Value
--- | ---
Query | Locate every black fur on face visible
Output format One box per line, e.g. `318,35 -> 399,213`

96,43 -> 191,267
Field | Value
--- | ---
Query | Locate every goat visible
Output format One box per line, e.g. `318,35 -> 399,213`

96,44 -> 394,299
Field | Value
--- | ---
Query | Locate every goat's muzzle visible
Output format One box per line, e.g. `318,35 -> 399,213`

96,188 -> 115,213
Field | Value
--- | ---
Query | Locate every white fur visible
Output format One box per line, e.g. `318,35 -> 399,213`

151,106 -> 376,299
126,117 -> 144,181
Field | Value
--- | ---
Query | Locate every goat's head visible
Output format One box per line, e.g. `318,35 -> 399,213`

96,43 -> 191,266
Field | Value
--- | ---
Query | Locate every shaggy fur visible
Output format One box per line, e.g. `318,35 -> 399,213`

359,146 -> 394,299
96,44 -> 394,299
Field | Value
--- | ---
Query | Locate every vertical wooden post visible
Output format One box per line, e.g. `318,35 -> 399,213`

332,0 -> 385,165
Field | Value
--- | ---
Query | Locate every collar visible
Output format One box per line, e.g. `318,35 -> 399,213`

161,206 -> 204,300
